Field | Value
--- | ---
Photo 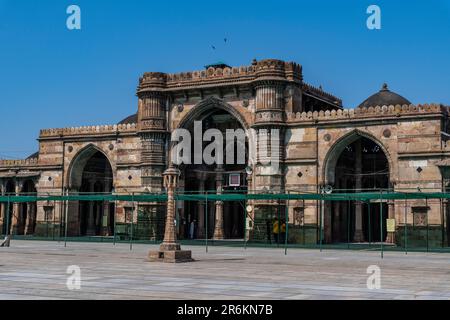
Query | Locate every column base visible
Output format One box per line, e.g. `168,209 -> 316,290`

353,229 -> 365,242
148,248 -> 193,263
159,242 -> 181,251
213,228 -> 224,240
385,232 -> 395,244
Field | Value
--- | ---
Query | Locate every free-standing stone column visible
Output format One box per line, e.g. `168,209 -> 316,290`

86,181 -> 96,236
101,183 -> 111,236
102,201 -> 111,236
213,166 -> 225,240
353,139 -> 365,242
23,202 -> 32,234
148,165 -> 192,263
386,200 -> 395,243
11,182 -> 22,235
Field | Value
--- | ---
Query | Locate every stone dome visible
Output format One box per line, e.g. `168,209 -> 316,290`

358,83 -> 411,108
118,113 -> 137,124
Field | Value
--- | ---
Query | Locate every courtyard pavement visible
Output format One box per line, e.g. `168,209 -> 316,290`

0,240 -> 449,300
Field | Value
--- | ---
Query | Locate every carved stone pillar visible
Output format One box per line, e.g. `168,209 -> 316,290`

86,181 -> 96,236
213,166 -> 225,240
148,165 -> 192,262
161,167 -> 180,249
386,200 -> 395,243
11,182 -> 22,235
353,140 -> 364,242
101,183 -> 111,236
24,203 -> 32,235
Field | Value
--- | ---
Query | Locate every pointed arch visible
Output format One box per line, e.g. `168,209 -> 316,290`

67,144 -> 114,189
323,129 -> 394,186
177,97 -> 249,130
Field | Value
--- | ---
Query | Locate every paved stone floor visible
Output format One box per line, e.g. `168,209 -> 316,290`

0,240 -> 449,300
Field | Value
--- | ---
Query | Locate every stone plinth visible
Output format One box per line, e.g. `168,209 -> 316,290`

148,249 -> 193,263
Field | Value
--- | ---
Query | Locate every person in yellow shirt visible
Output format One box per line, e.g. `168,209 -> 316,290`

280,220 -> 286,243
272,217 -> 279,244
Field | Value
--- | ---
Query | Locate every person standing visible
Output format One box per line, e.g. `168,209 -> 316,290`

272,217 -> 279,244
280,219 -> 286,244
189,220 -> 196,239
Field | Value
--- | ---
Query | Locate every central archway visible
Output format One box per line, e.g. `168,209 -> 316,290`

176,100 -> 249,240
324,132 -> 391,243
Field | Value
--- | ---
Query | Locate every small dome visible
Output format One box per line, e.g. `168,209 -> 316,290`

26,151 -> 39,159
118,113 -> 137,124
358,83 -> 411,108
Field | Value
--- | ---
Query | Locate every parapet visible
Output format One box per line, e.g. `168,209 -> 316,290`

286,103 -> 445,122
138,59 -> 304,91
0,157 -> 38,167
39,123 -> 137,138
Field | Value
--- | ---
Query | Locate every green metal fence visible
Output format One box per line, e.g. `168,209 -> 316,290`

1,189 -> 450,257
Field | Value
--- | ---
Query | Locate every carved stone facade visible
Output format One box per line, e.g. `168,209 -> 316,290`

1,58 -> 449,246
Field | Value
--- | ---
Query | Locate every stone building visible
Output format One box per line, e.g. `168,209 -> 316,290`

1,58 -> 449,246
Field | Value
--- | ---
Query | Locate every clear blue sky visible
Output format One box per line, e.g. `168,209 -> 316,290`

0,0 -> 449,159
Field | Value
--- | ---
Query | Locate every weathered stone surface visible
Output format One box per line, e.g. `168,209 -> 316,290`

148,249 -> 193,263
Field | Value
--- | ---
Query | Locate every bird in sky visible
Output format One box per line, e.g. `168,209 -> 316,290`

211,45 -> 216,50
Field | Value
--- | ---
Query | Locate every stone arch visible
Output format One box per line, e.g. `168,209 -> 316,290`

177,97 -> 250,130
323,129 -> 394,186
67,144 -> 114,190
175,97 -> 249,240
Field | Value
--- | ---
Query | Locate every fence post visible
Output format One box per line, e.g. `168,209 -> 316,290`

52,199 -> 56,241
380,189 -> 384,259
58,192 -> 63,243
319,189 -> 324,252
205,191 -> 208,253
113,196 -> 117,246
285,193 -> 289,256
426,196 -> 429,252
244,197 -> 247,250
277,200 -> 281,248
347,199 -> 350,249
440,197 -> 445,249
64,189 -> 69,248
368,201 -> 372,246
45,199 -> 49,238
130,193 -> 134,251
404,197 -> 408,255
